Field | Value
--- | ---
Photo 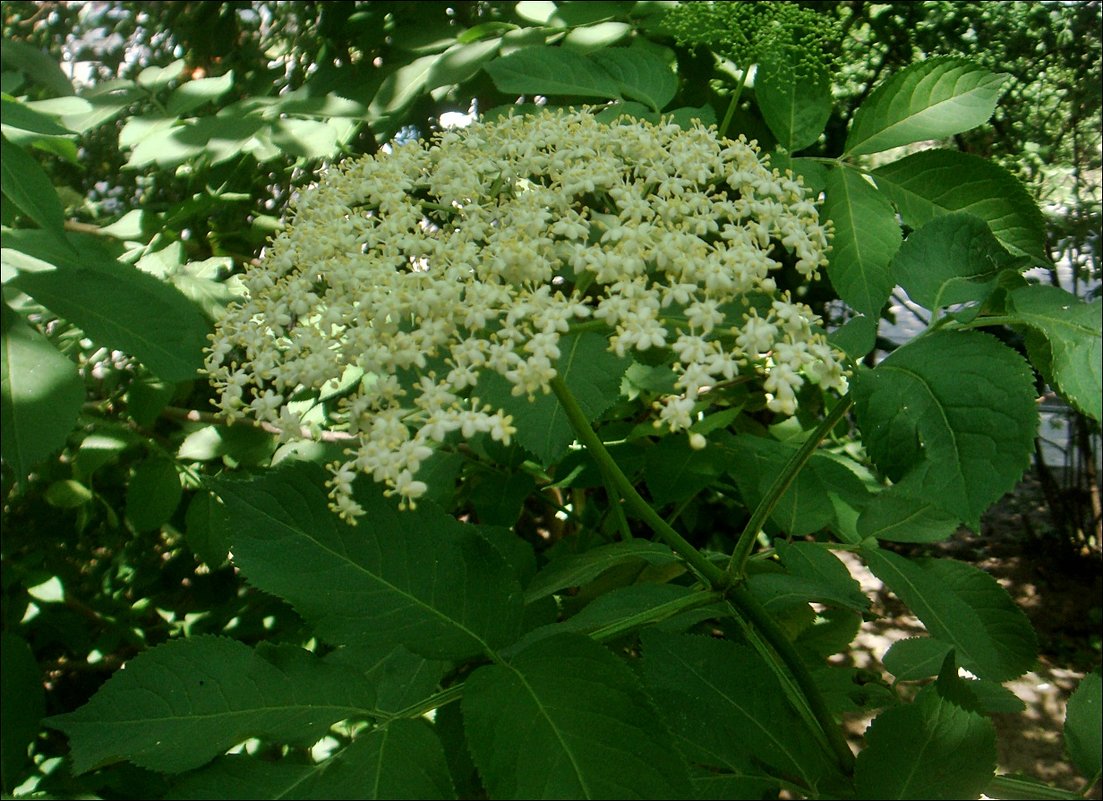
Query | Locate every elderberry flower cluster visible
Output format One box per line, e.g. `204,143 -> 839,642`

206,109 -> 847,520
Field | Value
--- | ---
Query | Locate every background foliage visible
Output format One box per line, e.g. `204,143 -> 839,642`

1,2 -> 1100,799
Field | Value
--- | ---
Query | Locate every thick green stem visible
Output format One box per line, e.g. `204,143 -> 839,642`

728,585 -> 856,774
549,377 -> 730,589
727,393 -> 854,577
551,377 -> 854,775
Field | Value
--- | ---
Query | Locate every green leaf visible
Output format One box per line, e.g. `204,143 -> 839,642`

483,47 -> 623,100
882,637 -> 954,681
184,491 -> 229,567
524,540 -> 678,603
481,331 -> 629,464
368,52 -> 440,130
47,638 -> 375,775
0,302 -> 84,479
563,22 -> 632,52
8,232 -> 210,382
165,71 -> 234,116
209,463 -> 524,660
861,547 -> 1037,681
854,670 -> 996,799
590,48 -> 676,112
1,632 -> 44,793
724,435 -> 868,537
1065,671 -> 1102,781
874,149 -> 1046,262
845,57 -> 1007,157
1008,285 -> 1102,422
0,39 -> 74,96
892,212 -> 1015,312
828,315 -> 878,360
644,433 -> 723,507
822,165 -> 901,318
326,644 -> 446,717
1,134 -> 68,241
774,541 -> 870,613
270,118 -> 339,160
640,630 -> 836,792
168,720 -> 455,800
463,633 -> 692,799
756,61 -> 832,152
852,330 -> 1037,527
426,39 -> 502,92
1,96 -> 75,137
856,487 -> 961,543
125,457 -> 182,531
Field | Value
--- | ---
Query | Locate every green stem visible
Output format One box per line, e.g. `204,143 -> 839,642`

550,377 -> 730,590
590,590 -> 722,642
718,65 -> 752,140
985,774 -> 1085,800
728,585 -> 856,774
551,376 -> 854,776
727,393 -> 854,577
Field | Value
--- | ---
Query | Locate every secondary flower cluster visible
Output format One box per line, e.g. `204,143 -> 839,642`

206,109 -> 847,520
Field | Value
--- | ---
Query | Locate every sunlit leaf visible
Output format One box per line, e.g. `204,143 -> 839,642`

823,165 -> 900,318
853,330 -> 1036,527
846,58 -> 1007,157
874,149 -> 1046,262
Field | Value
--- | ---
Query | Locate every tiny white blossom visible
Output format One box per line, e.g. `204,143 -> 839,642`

206,109 -> 845,518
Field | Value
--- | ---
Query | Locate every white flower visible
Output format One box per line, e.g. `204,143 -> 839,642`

206,109 -> 844,519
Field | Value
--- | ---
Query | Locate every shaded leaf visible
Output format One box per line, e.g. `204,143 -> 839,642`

854,665 -> 996,799
846,58 -> 1007,157
591,48 -> 676,112
756,61 -> 832,152
524,540 -> 678,603
481,331 -> 630,464
168,721 -> 455,800
125,457 -> 182,531
47,638 -> 375,774
857,488 -> 961,543
0,302 -> 84,479
640,630 -> 836,793
0,633 -> 44,793
209,463 -> 524,660
464,633 -> 692,799
8,231 -> 210,382
882,637 -> 954,682
862,547 -> 1037,682
1,135 -> 68,241
1064,671 -> 1101,781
